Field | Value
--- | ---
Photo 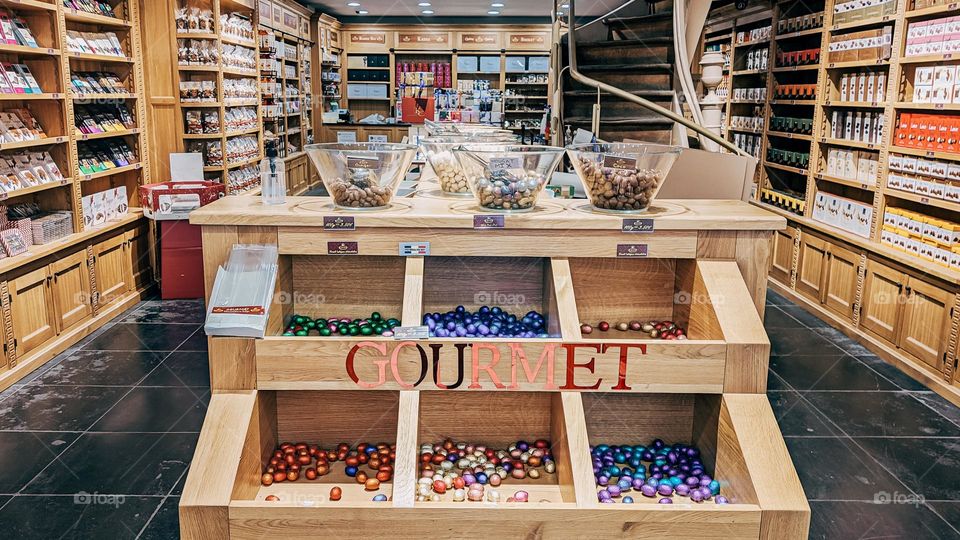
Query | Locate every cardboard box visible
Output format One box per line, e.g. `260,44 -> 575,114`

138,181 -> 225,220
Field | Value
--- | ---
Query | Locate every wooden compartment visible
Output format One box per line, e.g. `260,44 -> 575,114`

183,391 -> 808,540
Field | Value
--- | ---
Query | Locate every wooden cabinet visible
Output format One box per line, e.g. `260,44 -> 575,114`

770,225 -> 796,285
796,233 -> 828,303
363,127 -> 393,143
50,251 -> 93,334
8,268 -> 57,358
822,243 -> 861,322
285,154 -> 309,195
899,279 -> 952,371
861,260 -> 905,344
127,226 -> 152,291
94,234 -> 131,308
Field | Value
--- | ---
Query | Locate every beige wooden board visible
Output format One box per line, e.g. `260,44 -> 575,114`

255,337 -> 728,393
190,197 -> 787,230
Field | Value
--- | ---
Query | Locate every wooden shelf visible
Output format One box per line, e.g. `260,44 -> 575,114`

0,92 -> 63,100
178,65 -> 220,72
226,127 -> 261,137
768,131 -> 813,141
181,101 -> 222,107
0,210 -> 141,276
0,0 -> 57,12
0,178 -> 72,201
730,99 -> 766,104
771,64 -> 819,72
764,161 -> 809,175
829,15 -> 895,32
0,44 -> 60,57
769,99 -> 815,105
76,128 -> 141,141
177,33 -> 218,40
730,126 -> 763,134
905,2 -> 960,19
69,52 -> 135,63
814,172 -> 876,191
222,67 -> 258,77
884,188 -> 960,213
733,38 -> 771,48
890,145 -> 960,161
826,58 -> 890,69
732,68 -> 767,76
894,102 -> 960,111
183,133 -> 225,139
225,99 -> 260,107
73,92 -> 137,101
221,35 -> 257,48
79,162 -> 142,181
823,100 -> 885,108
819,137 -> 881,151
776,27 -> 824,40
0,136 -> 68,151
899,53 -> 959,64
226,156 -> 262,169
63,9 -> 133,28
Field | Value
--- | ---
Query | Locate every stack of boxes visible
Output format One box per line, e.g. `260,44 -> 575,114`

832,0 -> 897,25
812,191 -> 873,238
904,14 -> 960,57
829,109 -> 884,144
838,70 -> 887,103
887,153 -> 960,203
910,65 -> 960,105
894,112 -> 960,153
827,26 -> 893,63
825,147 -> 879,183
882,207 -> 960,269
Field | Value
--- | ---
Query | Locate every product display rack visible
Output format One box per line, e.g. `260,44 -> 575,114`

0,0 -> 153,391
172,0 -> 263,194
179,196 -> 809,539
707,0 -> 960,405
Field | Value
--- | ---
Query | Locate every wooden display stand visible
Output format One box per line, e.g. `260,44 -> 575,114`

182,196 -> 809,539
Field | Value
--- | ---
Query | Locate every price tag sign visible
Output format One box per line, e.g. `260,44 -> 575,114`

327,241 -> 359,255
622,218 -> 654,233
399,242 -> 430,256
393,326 -> 430,340
473,215 -> 504,229
489,157 -> 522,171
323,216 -> 355,231
616,244 -> 649,258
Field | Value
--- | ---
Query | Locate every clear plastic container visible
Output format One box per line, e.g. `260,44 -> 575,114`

567,142 -> 682,213
453,145 -> 565,212
420,136 -> 515,196
305,142 -> 418,210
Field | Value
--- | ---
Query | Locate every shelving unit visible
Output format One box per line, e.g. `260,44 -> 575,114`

0,0 -> 152,391
707,0 -> 960,405
180,196 -> 809,539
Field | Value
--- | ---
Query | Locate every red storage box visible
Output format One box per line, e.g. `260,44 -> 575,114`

138,181 -> 225,221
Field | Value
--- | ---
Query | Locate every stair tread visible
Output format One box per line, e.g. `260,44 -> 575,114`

563,36 -> 673,46
605,11 -> 672,24
564,89 -> 674,97
578,63 -> 673,72
565,115 -> 674,125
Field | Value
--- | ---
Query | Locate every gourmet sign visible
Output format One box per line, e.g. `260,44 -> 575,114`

318,339 -> 726,391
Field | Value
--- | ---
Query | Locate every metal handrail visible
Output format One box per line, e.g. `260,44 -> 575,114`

565,0 -> 744,155
574,0 -> 638,32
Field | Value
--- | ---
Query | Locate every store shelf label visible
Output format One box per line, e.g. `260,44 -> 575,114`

399,242 -> 430,256
327,241 -> 358,255
323,216 -> 355,231
393,326 -> 430,340
616,244 -> 649,258
622,219 -> 655,233
473,215 -> 504,229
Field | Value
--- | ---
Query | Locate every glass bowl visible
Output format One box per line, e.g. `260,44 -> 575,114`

424,120 -> 461,136
567,142 -> 682,213
453,145 -> 565,212
305,142 -> 418,210
420,137 -> 515,196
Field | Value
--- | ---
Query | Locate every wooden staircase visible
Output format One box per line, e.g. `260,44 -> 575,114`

561,9 -> 679,144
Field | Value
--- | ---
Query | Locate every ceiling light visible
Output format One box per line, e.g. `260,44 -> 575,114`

491,2 -> 504,6
561,3 -> 569,7
418,2 -> 431,5
357,9 -> 368,14
488,10 -> 500,14
347,2 -> 360,6
421,9 -> 434,14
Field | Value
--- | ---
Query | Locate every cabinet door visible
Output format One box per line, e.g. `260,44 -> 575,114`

94,233 -> 131,307
823,243 -> 861,322
898,278 -> 952,371
770,226 -> 796,285
860,260 -> 905,345
126,226 -> 152,291
9,267 -> 56,357
796,233 -> 829,303
50,250 -> 93,333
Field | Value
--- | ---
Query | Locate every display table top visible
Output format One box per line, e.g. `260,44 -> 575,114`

189,196 -> 786,231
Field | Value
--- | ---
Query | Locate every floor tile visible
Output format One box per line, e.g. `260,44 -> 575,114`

763,306 -> 806,329
766,369 -> 792,391
910,392 -> 960,428
140,352 -> 210,388
175,328 -> 208,352
777,304 -> 834,328
855,437 -> 960,501
811,326 -> 874,356
119,300 -> 205,324
0,432 -> 77,493
33,351 -> 165,387
82,324 -> 198,352
768,327 -> 839,356
783,437 -> 907,500
23,432 -> 198,496
139,496 -> 180,540
809,501 -> 960,540
0,386 -> 128,431
171,469 -> 186,496
770,354 -> 899,391
856,354 -> 930,391
804,391 -> 960,437
767,391 -> 842,437
766,289 -> 792,306
929,502 -> 960,535
91,387 -> 209,433
0,495 -> 161,540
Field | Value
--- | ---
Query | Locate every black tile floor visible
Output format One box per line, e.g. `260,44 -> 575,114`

0,291 -> 956,539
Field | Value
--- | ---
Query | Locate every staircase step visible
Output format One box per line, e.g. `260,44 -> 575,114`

571,38 -> 673,66
578,63 -> 672,72
565,115 -> 673,126
565,71 -> 672,92
605,10 -> 673,39
604,10 -> 672,25
562,36 -> 673,46
563,89 -> 674,98
564,91 -> 675,118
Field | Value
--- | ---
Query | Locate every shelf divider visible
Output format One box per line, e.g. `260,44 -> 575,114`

391,390 -> 420,508
401,256 -> 424,327
552,392 -> 596,507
